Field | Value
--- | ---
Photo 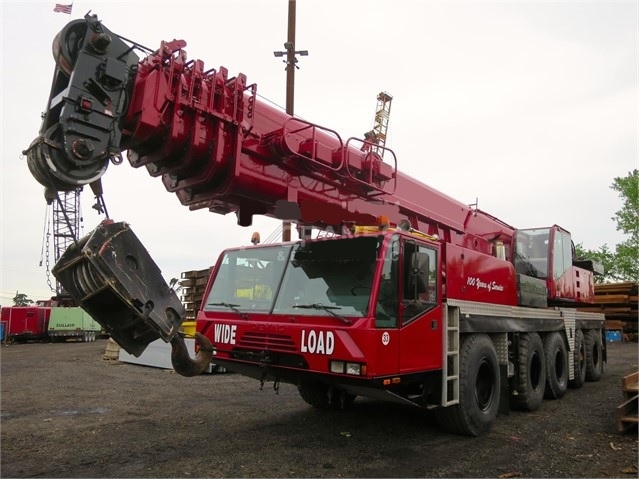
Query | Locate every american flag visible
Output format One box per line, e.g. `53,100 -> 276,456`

53,3 -> 73,14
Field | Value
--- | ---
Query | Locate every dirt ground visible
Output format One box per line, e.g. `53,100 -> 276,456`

1,339 -> 637,478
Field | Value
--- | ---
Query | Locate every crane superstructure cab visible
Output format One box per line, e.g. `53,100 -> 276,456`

513,225 -> 597,305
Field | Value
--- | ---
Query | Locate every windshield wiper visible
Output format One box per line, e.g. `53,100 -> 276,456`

207,302 -> 248,320
293,303 -> 352,325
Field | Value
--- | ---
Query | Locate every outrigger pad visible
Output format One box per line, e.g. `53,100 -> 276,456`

52,220 -> 185,357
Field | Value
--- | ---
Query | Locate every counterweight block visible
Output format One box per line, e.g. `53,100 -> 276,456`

52,220 -> 185,356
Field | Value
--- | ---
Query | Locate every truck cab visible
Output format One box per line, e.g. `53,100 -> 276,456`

197,228 -> 444,405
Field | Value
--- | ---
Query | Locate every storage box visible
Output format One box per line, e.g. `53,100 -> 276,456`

606,330 -> 622,342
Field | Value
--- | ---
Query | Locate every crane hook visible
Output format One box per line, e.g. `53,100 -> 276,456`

170,332 -> 214,377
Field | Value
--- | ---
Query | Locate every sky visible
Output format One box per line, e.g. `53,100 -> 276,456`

1,0 -> 637,305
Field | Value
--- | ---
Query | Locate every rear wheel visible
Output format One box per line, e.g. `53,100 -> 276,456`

569,329 -> 586,389
436,334 -> 500,436
543,332 -> 568,399
584,329 -> 603,382
511,332 -> 546,411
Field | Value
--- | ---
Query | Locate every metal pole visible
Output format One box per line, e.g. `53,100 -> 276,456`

285,0 -> 296,117
282,0 -> 296,242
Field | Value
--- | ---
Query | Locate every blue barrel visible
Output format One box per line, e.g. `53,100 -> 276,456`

0,322 -> 5,342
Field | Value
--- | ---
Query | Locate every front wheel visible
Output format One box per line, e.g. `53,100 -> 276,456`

436,334 -> 500,436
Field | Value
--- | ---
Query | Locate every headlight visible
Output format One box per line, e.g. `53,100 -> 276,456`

330,360 -> 345,373
330,360 -> 364,376
345,363 -> 361,375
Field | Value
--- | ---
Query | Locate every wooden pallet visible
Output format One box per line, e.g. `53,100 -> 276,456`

579,282 -> 638,338
616,371 -> 638,433
180,267 -> 213,320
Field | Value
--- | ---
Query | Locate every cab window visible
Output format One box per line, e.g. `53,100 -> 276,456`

401,241 -> 438,324
375,236 -> 400,328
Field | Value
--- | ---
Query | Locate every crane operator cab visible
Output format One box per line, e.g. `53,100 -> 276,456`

513,225 -> 600,305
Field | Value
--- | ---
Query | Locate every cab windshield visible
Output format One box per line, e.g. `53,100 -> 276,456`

204,236 -> 380,318
514,227 -> 550,278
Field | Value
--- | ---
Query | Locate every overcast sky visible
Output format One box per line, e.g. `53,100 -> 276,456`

1,0 -> 637,304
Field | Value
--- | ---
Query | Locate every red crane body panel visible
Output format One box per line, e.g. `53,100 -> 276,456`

119,42 -> 516,259
444,244 -> 519,306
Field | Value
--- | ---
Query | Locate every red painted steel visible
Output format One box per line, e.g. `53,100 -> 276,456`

118,39 -> 596,305
118,40 -> 516,257
1,307 -> 51,339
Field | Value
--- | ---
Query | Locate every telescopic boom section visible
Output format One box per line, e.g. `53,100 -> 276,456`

25,14 -> 515,258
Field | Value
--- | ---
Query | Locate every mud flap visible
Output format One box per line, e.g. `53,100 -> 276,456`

52,220 -> 184,357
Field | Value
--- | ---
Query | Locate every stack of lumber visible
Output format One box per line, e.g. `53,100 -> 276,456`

578,282 -> 638,339
616,371 -> 638,433
179,267 -> 213,320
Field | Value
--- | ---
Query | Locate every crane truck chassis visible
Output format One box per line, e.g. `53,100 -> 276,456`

24,13 -> 605,436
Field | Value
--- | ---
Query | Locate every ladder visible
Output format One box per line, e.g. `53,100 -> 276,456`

363,92 -> 393,158
442,305 -> 460,406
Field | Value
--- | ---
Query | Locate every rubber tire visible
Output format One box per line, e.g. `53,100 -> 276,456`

543,332 -> 568,399
298,382 -> 356,409
584,329 -> 603,382
569,329 -> 586,389
511,332 -> 546,411
436,334 -> 500,436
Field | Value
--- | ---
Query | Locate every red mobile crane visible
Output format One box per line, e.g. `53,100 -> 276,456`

25,14 -> 605,436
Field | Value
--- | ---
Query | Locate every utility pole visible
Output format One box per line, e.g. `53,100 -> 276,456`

274,0 -> 307,241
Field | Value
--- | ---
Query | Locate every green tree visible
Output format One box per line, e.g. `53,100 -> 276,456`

611,169 -> 638,281
12,291 -> 33,306
576,169 -> 638,283
574,243 -> 615,283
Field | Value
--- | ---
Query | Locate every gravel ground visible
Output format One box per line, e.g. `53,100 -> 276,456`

1,339 -> 637,478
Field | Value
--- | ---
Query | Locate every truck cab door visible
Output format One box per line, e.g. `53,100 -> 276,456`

398,240 -> 443,374
371,236 -> 443,376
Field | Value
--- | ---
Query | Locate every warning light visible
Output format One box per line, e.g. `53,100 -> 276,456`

377,215 -> 390,229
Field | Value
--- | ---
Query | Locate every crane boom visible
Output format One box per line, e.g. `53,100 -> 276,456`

26,14 -> 512,259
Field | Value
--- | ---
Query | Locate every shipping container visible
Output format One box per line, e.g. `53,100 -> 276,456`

1,306 -> 51,341
47,307 -> 101,342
